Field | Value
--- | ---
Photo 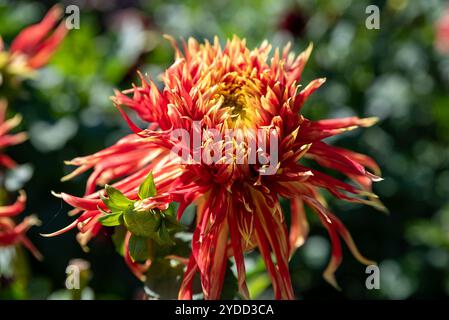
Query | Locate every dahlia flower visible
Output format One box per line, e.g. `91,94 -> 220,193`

0,100 -> 41,260
0,100 -> 27,168
0,194 -> 42,261
47,36 -> 384,299
0,5 -> 67,83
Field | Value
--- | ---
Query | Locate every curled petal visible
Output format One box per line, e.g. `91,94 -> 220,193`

0,132 -> 28,149
0,190 -> 26,217
0,215 -> 42,260
0,154 -> 17,169
10,5 -> 67,69
10,6 -> 62,54
303,196 -> 375,289
26,22 -> 68,69
52,191 -> 101,211
293,78 -> 326,112
299,117 -> 379,142
286,43 -> 313,86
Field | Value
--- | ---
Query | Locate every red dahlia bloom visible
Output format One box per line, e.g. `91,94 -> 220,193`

0,99 -> 27,168
0,100 -> 41,260
0,192 -> 42,261
48,36 -> 384,299
0,5 -> 67,77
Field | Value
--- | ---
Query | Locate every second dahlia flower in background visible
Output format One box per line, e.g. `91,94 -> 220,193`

0,100 -> 41,260
0,5 -> 67,90
48,36 -> 385,300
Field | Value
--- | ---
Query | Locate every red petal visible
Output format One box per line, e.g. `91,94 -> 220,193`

26,21 -> 67,69
293,78 -> 326,112
303,196 -> 342,289
303,196 -> 375,289
178,255 -> 198,300
10,5 -> 62,55
57,192 -> 101,211
0,190 -> 26,217
249,188 -> 294,299
288,197 -> 309,259
228,205 -> 250,299
298,117 -> 378,142
191,188 -> 229,299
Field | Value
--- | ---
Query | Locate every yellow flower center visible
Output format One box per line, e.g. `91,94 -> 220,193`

213,73 -> 258,129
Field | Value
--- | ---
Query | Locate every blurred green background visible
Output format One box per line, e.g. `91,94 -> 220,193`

1,0 -> 449,299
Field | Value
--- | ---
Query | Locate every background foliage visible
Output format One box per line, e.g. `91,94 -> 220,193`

1,0 -> 449,299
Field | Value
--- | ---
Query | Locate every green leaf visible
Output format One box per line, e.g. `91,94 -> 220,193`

99,211 -> 123,227
104,185 -> 134,210
128,235 -> 153,262
138,172 -> 157,200
124,207 -> 161,237
100,194 -> 125,212
164,214 -> 186,233
247,273 -> 271,299
112,225 -> 127,256
154,221 -> 175,246
164,203 -> 177,217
